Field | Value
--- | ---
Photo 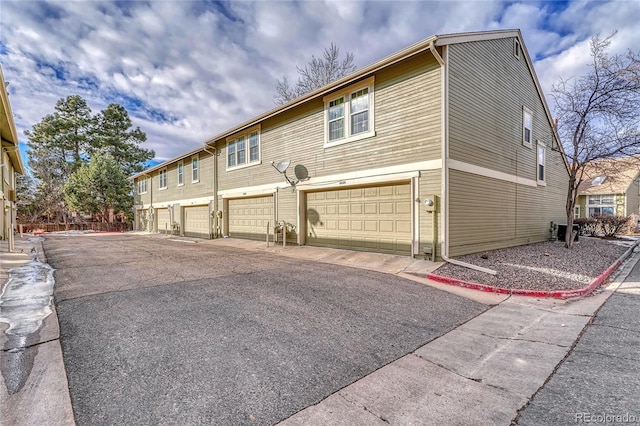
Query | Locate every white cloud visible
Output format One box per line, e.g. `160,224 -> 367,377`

1,0 -> 639,165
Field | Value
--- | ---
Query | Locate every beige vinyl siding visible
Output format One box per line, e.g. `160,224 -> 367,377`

615,194 -> 626,216
276,189 -> 298,244
418,170 -> 442,259
626,179 -> 640,217
136,209 -> 149,231
145,151 -> 215,206
448,38 -> 548,178
215,52 -> 442,193
446,37 -> 568,257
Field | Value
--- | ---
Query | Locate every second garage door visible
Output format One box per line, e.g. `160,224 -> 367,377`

183,205 -> 210,238
306,183 -> 412,255
228,195 -> 274,240
156,208 -> 171,234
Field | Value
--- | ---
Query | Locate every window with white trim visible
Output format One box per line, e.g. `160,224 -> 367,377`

177,161 -> 184,186
227,128 -> 261,169
537,142 -> 545,183
574,206 -> 580,219
523,107 -> 532,147
588,194 -> 615,217
324,77 -> 375,147
137,178 -> 147,194
159,169 -> 167,189
192,155 -> 199,182
513,39 -> 521,59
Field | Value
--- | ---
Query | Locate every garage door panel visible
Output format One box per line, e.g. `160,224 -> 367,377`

306,182 -> 411,256
228,195 -> 274,241
157,208 -> 171,234
184,205 -> 209,238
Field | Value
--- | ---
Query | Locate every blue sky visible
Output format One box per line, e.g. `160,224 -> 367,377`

1,0 -> 639,169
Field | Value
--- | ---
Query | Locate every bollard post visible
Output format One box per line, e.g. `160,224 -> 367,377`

283,221 -> 287,248
266,222 -> 270,247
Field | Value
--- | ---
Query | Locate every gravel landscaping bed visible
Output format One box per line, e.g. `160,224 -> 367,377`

432,237 -> 635,291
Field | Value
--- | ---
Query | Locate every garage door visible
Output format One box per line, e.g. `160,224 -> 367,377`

156,208 -> 171,234
306,183 -> 411,255
228,195 -> 274,240
183,205 -> 210,238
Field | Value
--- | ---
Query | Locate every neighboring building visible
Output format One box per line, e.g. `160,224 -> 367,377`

575,157 -> 640,220
0,65 -> 25,251
132,29 -> 569,259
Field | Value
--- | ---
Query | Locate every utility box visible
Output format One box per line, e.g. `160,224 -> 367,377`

557,224 -> 579,242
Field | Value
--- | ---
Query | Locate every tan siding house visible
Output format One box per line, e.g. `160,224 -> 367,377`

1,66 -> 25,252
132,29 -> 569,260
576,157 -> 640,221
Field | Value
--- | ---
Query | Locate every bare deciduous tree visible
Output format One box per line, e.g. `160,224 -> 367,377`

553,32 -> 640,248
274,43 -> 356,104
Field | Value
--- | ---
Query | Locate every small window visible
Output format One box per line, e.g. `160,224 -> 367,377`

574,206 -> 580,219
591,176 -> 606,186
227,128 -> 261,169
137,178 -> 147,194
159,169 -> 167,189
513,39 -> 521,59
192,155 -> 199,182
328,97 -> 345,141
523,108 -> 532,147
537,142 -> 545,183
177,162 -> 184,186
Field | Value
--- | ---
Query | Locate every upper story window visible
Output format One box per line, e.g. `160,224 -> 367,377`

192,155 -> 199,182
591,176 -> 606,186
227,126 -> 261,170
513,39 -> 521,59
537,142 -> 546,184
324,76 -> 375,147
522,107 -> 532,148
177,161 -> 184,186
137,178 -> 147,194
159,168 -> 167,189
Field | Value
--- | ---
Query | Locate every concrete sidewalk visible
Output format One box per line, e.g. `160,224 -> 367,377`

0,237 -> 75,426
2,232 -> 637,425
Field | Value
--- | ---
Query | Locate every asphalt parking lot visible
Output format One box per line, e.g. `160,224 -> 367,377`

46,234 -> 486,425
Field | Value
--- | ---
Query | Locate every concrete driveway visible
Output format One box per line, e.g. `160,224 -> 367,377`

46,234 -> 486,425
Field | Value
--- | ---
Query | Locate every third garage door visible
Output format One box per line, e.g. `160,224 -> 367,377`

306,183 -> 411,255
183,205 -> 210,238
228,195 -> 274,240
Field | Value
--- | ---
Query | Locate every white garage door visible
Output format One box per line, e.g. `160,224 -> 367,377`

183,205 -> 210,238
228,195 -> 274,240
306,183 -> 411,255
156,208 -> 171,234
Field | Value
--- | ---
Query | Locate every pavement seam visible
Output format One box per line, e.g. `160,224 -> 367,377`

2,336 -> 61,352
473,332 -> 573,348
337,392 -> 391,424
570,348 -> 639,362
588,323 -> 640,335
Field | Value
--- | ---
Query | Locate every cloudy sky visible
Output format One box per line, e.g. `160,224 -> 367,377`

1,0 -> 640,170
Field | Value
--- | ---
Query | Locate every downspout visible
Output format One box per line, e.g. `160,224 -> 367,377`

429,40 -> 497,275
203,146 -> 218,238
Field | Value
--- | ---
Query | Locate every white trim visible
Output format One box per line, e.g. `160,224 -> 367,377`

219,185 -> 280,199
537,141 -> 546,186
513,38 -> 521,59
158,168 -> 168,190
135,196 -> 215,210
299,171 -> 418,192
449,159 -> 538,187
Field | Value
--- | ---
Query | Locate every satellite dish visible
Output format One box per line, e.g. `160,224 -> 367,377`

273,160 -> 291,173
294,164 -> 309,181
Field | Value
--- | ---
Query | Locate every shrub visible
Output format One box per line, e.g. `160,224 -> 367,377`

595,215 -> 631,237
575,217 -> 598,236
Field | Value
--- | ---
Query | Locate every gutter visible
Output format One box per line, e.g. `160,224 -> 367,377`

429,40 -> 497,276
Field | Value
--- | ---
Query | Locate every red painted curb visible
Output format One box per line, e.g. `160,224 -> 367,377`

427,241 -> 638,299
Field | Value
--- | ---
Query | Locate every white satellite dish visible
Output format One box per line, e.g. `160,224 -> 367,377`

273,159 -> 291,174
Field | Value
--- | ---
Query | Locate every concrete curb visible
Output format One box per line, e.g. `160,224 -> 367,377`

427,239 -> 640,299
